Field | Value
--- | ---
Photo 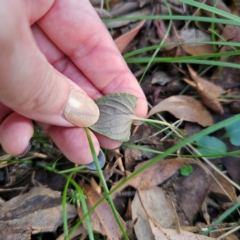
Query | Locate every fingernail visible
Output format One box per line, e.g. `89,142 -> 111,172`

17,141 -> 32,158
85,149 -> 106,170
64,89 -> 99,127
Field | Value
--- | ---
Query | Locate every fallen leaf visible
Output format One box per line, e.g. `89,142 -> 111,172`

184,65 -> 225,114
132,187 -> 176,240
147,95 -> 213,127
222,156 -> 240,185
90,93 -> 138,141
115,20 -> 145,53
173,164 -> 212,225
94,8 -> 112,18
78,182 -> 126,239
0,187 -> 77,239
151,71 -> 173,85
57,225 -> 88,240
149,218 -> 216,240
209,167 -> 238,203
154,20 -> 175,51
112,158 -> 199,198
110,2 -> 139,17
176,29 -> 214,55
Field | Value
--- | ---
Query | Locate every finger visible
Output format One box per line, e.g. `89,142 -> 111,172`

37,0 -> 148,118
31,24 -> 102,99
0,103 -> 13,124
0,112 -> 34,156
0,1 -> 99,128
31,25 -> 133,152
39,123 -> 100,164
94,133 -> 122,150
31,26 -> 121,162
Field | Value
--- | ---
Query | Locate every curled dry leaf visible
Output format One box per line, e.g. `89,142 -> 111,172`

184,65 -> 225,114
90,93 -> 138,141
114,20 -> 145,53
147,95 -> 213,127
78,182 -> 125,239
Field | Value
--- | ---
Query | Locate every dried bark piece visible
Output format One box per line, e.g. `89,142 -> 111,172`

147,95 -> 213,127
0,187 -> 77,239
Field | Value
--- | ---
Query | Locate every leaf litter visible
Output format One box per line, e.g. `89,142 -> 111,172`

2,0 -> 240,239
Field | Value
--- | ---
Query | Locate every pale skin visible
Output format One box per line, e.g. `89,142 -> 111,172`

0,0 -> 147,164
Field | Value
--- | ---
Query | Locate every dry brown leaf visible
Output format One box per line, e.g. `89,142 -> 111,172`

173,164 -> 212,225
149,218 -> 217,240
154,20 -> 175,51
184,65 -> 225,114
90,177 -> 102,195
176,29 -> 214,55
78,182 -> 126,239
132,187 -> 176,240
0,187 -> 77,239
209,168 -> 238,204
112,158 -> 198,199
57,225 -> 88,240
147,95 -> 213,127
110,2 -> 139,17
114,20 -> 145,53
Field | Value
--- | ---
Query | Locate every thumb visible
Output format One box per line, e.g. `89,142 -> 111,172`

0,5 -> 99,127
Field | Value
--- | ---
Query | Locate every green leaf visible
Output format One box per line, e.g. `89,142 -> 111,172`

90,93 -> 138,141
225,120 -> 240,146
195,135 -> 227,157
180,165 -> 193,176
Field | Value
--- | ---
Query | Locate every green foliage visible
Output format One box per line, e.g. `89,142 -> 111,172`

180,165 -> 193,176
195,135 -> 227,157
225,120 -> 240,146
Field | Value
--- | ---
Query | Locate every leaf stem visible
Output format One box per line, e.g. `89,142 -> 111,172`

134,117 -> 184,135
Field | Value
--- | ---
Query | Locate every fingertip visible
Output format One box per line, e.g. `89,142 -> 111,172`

95,133 -> 122,149
43,125 -> 100,164
135,95 -> 148,119
0,113 -> 34,156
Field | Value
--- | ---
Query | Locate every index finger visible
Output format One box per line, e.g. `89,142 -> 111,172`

37,0 -> 147,118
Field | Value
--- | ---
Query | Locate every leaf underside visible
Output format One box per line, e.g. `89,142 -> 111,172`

90,93 -> 138,141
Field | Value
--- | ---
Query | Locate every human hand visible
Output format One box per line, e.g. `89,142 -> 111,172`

0,0 -> 147,164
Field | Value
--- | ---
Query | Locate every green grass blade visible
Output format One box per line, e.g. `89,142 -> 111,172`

124,41 -> 240,58
85,128 -> 129,240
139,0 -> 172,84
203,201 -> 240,235
62,173 -> 73,238
178,0 -> 240,23
103,16 -> 240,27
